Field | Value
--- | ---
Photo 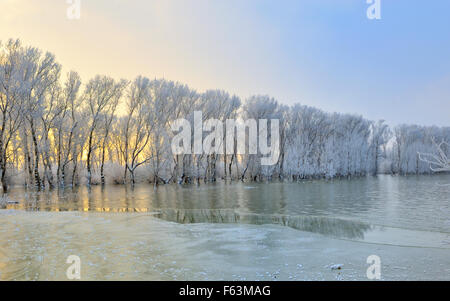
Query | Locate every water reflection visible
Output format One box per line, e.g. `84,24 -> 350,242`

3,174 -> 450,233
156,209 -> 372,239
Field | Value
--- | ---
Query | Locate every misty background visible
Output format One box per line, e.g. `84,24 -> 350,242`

1,0 -> 449,126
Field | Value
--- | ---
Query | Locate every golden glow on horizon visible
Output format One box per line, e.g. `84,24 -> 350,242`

0,0 -> 233,96
2,0 -> 450,126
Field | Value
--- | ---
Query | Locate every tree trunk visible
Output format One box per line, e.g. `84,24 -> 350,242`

130,169 -> 136,186
31,126 -> 41,190
86,131 -> 94,186
61,165 -> 66,189
100,144 -> 106,186
71,160 -> 78,187
0,160 -> 7,194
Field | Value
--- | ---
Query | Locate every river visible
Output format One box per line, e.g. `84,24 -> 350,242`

0,174 -> 449,280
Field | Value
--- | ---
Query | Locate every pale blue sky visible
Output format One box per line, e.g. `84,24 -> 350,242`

1,0 -> 449,126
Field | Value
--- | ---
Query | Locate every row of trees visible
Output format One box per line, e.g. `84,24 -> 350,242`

388,125 -> 450,174
0,39 -> 448,192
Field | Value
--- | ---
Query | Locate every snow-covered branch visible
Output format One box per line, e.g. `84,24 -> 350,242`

418,138 -> 450,172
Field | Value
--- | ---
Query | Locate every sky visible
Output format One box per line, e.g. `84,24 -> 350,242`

0,0 -> 449,126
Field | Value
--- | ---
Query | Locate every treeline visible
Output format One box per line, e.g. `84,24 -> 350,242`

0,39 -> 448,192
387,124 -> 450,175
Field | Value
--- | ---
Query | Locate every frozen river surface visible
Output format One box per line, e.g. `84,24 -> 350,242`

0,175 -> 449,280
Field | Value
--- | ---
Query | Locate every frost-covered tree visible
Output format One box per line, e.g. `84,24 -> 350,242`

389,125 -> 450,174
419,138 -> 450,172
20,45 -> 61,190
83,75 -> 127,186
0,40 -> 26,193
55,71 -> 82,187
0,39 -> 448,191
370,120 -> 391,175
116,76 -> 153,185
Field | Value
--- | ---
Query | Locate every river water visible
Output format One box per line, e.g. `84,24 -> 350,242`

0,174 -> 449,280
